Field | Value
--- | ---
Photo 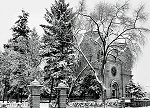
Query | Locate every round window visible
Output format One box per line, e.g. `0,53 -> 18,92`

111,66 -> 117,77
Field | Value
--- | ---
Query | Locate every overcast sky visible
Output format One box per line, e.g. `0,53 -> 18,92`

0,0 -> 150,90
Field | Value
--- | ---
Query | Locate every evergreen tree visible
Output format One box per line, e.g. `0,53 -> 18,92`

40,0 -> 75,101
41,0 -> 75,81
78,74 -> 102,99
4,10 -> 31,54
126,80 -> 145,99
3,10 -> 42,102
12,10 -> 30,40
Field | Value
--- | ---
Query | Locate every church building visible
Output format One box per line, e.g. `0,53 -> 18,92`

78,31 -> 133,99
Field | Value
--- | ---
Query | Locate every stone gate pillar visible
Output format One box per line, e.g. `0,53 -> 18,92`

28,79 -> 43,108
55,82 -> 69,108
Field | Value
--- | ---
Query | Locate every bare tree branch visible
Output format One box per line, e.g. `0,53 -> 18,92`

79,13 -> 104,43
106,27 -> 150,53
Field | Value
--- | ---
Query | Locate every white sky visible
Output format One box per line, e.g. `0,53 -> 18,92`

0,0 -> 150,90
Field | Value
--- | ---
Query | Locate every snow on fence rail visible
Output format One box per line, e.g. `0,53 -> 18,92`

0,102 -> 29,108
66,99 -> 119,108
130,100 -> 150,107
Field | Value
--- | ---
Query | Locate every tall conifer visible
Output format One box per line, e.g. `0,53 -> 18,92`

41,0 -> 75,79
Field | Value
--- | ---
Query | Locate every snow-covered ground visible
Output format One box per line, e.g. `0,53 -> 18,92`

1,101 -> 150,108
40,103 -> 49,108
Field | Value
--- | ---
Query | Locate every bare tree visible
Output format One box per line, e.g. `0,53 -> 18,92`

67,0 -> 107,97
78,1 -> 149,86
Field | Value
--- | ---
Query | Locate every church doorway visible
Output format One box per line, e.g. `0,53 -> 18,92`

111,81 -> 119,98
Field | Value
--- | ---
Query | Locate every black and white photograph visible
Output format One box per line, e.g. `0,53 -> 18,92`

0,0 -> 150,108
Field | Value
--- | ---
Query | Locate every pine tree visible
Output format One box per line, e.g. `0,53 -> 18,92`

41,0 -> 75,80
40,0 -> 75,101
3,11 -> 42,102
126,80 -> 145,99
12,10 -> 30,40
4,10 -> 31,54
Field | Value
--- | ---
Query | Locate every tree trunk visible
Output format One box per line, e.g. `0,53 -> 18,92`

101,59 -> 106,84
68,84 -> 76,98
3,81 -> 6,103
3,90 -> 5,103
20,89 -> 23,103
49,77 -> 54,103
101,58 -> 107,108
16,90 -> 19,103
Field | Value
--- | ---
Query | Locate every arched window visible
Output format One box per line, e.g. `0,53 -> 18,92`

110,81 -> 119,99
